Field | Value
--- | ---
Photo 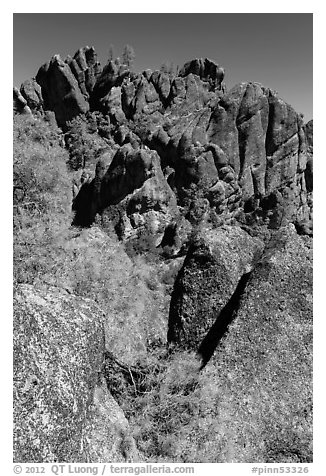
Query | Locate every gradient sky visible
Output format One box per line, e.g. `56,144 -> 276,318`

13,13 -> 313,120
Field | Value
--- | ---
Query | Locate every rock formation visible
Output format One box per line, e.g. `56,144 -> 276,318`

13,283 -> 139,463
73,143 -> 178,243
168,225 -> 264,350
35,54 -> 90,127
13,46 -> 313,240
19,79 -> 43,111
207,225 -> 312,462
13,44 -> 313,464
13,87 -> 32,115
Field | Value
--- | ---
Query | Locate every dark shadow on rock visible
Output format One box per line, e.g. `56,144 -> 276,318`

72,181 -> 96,227
198,271 -> 252,369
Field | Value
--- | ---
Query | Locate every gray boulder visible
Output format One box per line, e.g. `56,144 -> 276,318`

168,225 -> 264,349
13,283 -> 138,462
209,225 -> 312,462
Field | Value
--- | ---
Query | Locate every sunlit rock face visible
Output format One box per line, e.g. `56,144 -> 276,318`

13,283 -> 139,463
15,47 -> 312,239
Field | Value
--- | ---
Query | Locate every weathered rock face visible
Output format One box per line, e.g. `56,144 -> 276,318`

85,377 -> 141,462
168,225 -> 264,349
178,57 -> 225,91
167,82 -> 311,232
304,120 -> 313,193
13,87 -> 32,115
73,145 -> 179,241
13,284 -> 138,462
14,46 -> 313,239
20,79 -> 43,111
89,59 -> 132,116
90,57 -> 222,120
65,46 -> 102,98
36,54 -> 90,127
132,80 -> 312,235
209,225 -> 312,462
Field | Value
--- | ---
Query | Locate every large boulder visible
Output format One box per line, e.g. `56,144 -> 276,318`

98,145 -> 164,206
99,86 -> 126,124
86,377 -> 140,462
13,283 -> 138,462
168,225 -> 264,349
208,225 -> 312,462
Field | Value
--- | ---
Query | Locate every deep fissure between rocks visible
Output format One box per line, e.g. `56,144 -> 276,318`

197,271 -> 252,369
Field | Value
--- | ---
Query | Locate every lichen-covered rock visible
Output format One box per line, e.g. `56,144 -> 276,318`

168,226 -> 264,349
209,225 -> 312,462
13,283 -> 137,462
85,377 -> 141,462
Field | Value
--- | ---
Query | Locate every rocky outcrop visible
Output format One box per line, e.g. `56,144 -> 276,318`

178,57 -> 225,91
86,377 -> 140,462
73,144 -> 179,241
168,226 -> 264,349
209,225 -> 312,462
89,59 -> 130,114
166,82 -> 311,233
13,87 -> 32,115
20,79 -> 43,111
304,120 -> 313,193
14,47 -> 313,239
13,44 -> 313,464
13,44 -> 313,241
68,75 -> 313,244
13,283 -> 138,462
65,46 -> 102,98
90,57 -> 222,120
36,54 -> 90,127
127,80 -> 312,235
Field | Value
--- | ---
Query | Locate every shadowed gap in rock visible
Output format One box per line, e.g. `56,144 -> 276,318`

72,181 -> 96,227
198,271 -> 252,369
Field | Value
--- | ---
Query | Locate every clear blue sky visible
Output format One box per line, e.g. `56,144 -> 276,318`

13,13 -> 313,121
